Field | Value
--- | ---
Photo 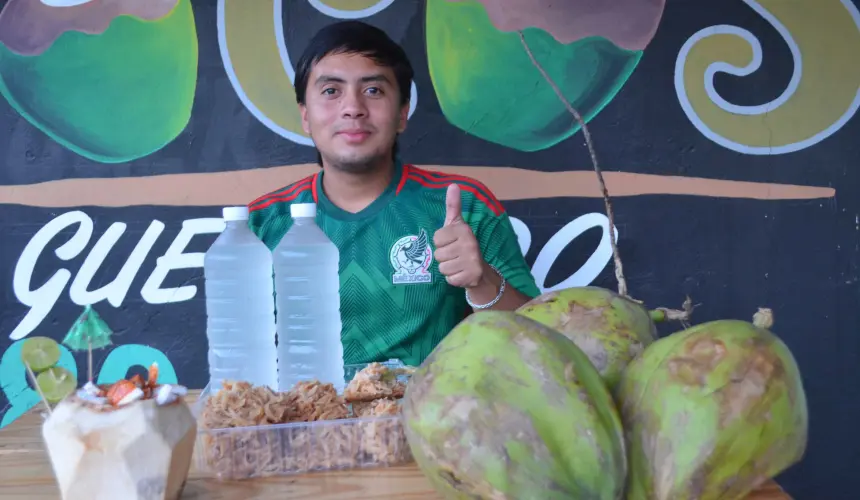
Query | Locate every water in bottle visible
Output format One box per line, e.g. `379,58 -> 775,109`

203,206 -> 278,390
273,202 -> 345,393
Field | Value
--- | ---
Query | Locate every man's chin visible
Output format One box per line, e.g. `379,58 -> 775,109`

326,152 -> 388,174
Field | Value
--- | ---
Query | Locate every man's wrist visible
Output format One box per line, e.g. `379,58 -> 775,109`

465,262 -> 504,305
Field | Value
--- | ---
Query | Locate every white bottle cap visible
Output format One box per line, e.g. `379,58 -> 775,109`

290,203 -> 317,218
222,206 -> 249,221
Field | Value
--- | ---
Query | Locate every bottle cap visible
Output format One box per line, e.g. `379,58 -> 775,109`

222,206 -> 249,221
290,203 -> 317,218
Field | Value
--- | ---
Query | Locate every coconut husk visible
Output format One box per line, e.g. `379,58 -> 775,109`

41,394 -> 196,500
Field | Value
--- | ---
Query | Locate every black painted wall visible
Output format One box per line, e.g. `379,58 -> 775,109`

1,1 -> 858,497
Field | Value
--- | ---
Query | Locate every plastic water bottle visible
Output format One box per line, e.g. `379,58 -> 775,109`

203,206 -> 278,391
273,203 -> 345,393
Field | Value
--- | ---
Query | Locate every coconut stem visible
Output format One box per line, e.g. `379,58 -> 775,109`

518,31 -> 695,324
753,307 -> 774,329
24,361 -> 52,416
517,31 -> 627,298
650,296 -> 699,329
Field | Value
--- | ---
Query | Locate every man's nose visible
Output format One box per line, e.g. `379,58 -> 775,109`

341,90 -> 367,118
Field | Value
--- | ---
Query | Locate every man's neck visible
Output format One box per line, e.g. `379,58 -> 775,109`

321,159 -> 396,214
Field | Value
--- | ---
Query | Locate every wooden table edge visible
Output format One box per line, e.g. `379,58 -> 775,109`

0,389 -> 792,499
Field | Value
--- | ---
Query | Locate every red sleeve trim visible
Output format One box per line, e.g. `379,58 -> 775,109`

249,174 -> 316,212
405,165 -> 505,216
395,164 -> 411,195
312,173 -> 319,204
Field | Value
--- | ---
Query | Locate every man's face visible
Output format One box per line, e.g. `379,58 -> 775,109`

300,51 -> 409,173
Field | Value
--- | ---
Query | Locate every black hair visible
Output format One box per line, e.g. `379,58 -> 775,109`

295,20 -> 413,106
294,21 -> 414,165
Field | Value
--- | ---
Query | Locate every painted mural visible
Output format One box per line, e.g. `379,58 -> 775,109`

0,1 -> 858,496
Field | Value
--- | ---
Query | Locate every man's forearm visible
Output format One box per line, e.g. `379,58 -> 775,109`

465,262 -> 532,311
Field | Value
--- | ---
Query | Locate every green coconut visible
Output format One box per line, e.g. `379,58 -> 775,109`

402,310 -> 627,500
615,308 -> 808,500
516,286 -> 659,389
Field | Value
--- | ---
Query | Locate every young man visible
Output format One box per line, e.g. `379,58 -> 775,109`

248,21 -> 541,366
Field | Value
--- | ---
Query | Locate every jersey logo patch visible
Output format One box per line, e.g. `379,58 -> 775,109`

390,229 -> 433,285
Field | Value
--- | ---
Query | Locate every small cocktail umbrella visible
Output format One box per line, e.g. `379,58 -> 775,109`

62,305 -> 113,382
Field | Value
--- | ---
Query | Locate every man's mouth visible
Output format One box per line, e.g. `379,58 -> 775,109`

337,129 -> 371,143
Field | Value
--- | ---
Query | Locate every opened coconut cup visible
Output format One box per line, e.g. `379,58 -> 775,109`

42,391 -> 197,500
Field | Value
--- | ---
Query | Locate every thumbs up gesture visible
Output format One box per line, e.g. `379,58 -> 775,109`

433,183 -> 487,289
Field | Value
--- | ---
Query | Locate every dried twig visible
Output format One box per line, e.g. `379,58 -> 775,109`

517,31 -> 626,297
517,31 -> 693,323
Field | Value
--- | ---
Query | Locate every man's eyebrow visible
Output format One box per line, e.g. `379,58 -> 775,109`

360,74 -> 391,84
314,74 -> 391,85
315,75 -> 345,85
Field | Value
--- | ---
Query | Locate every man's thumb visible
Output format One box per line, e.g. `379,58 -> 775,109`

444,183 -> 463,226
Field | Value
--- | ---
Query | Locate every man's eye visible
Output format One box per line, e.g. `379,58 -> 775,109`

322,88 -> 337,95
365,87 -> 381,95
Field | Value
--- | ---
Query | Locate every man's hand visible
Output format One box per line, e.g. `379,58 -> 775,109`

433,183 -> 531,311
433,183 -> 487,288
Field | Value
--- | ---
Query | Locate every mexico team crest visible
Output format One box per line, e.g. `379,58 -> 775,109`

390,229 -> 433,284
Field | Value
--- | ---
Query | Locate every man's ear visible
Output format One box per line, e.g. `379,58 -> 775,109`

396,102 -> 409,134
300,104 -> 311,135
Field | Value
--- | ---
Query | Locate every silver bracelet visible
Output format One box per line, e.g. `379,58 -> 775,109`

465,264 -> 506,310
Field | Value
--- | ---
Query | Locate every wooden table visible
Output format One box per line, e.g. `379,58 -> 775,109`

0,391 -> 792,499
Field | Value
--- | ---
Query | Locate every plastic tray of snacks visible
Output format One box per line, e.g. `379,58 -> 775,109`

192,359 -> 415,480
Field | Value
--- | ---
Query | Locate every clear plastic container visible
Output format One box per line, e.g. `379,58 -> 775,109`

273,203 -> 345,393
192,360 -> 414,480
203,206 -> 278,391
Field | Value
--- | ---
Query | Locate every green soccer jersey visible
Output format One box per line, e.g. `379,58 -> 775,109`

247,161 -> 541,366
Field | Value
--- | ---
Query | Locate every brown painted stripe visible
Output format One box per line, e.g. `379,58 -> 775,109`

0,164 -> 835,208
